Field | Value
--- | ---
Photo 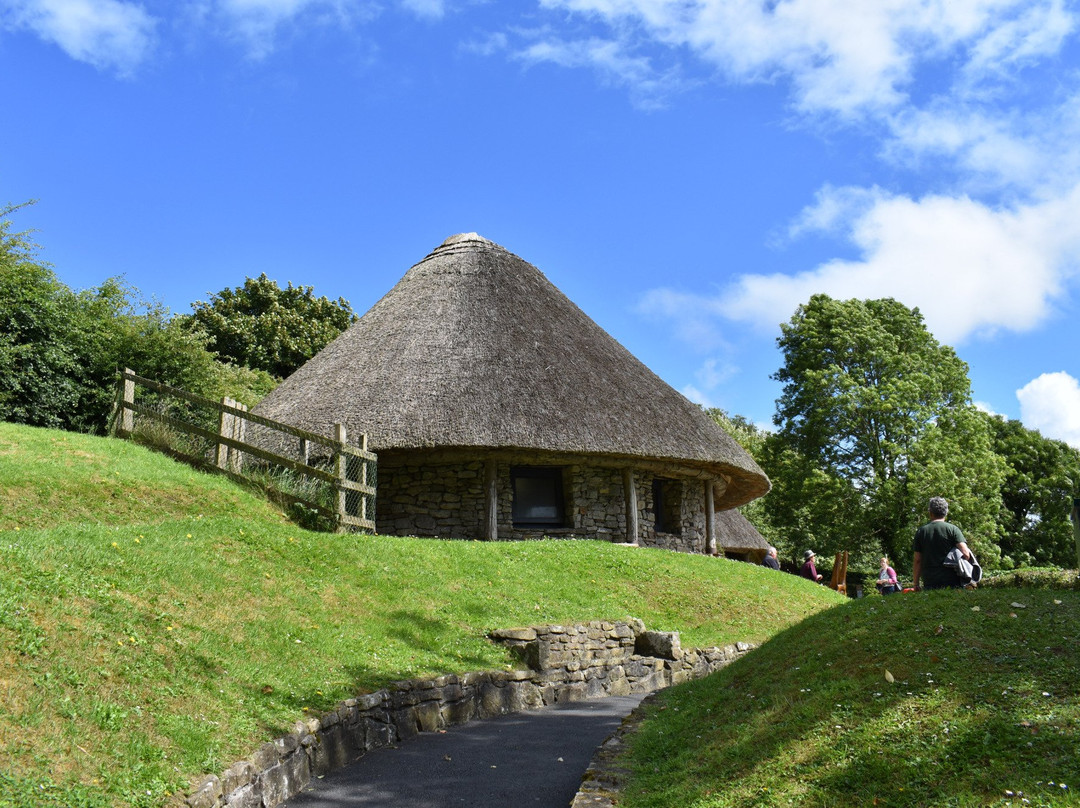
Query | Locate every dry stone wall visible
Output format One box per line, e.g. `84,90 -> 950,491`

179,620 -> 753,808
376,454 -> 713,552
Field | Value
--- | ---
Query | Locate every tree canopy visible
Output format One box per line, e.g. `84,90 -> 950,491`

0,204 -> 275,433
988,414 -> 1080,568
184,274 -> 357,379
770,294 -> 1005,570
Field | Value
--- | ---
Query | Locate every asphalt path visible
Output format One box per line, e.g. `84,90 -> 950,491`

282,694 -> 645,808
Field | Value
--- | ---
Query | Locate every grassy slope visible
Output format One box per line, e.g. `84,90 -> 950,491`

621,584 -> 1080,808
0,423 -> 844,808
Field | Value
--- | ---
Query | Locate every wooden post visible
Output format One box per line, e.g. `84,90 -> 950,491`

623,468 -> 638,545
217,397 -> 234,470
229,401 -> 247,474
117,368 -> 135,437
334,423 -> 348,533
359,433 -> 369,525
704,480 -> 716,555
483,458 -> 498,541
300,438 -> 310,467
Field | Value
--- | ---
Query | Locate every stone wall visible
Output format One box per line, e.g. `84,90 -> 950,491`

179,620 -> 754,808
376,453 -> 712,552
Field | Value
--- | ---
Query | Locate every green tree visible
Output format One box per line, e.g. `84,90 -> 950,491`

0,203 -> 275,433
987,414 -> 1080,568
0,203 -> 82,428
771,294 -> 1004,570
184,274 -> 357,379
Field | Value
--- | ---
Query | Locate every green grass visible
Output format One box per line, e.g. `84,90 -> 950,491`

620,586 -> 1080,807
0,422 -> 843,808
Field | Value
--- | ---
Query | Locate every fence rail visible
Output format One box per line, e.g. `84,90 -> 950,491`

111,368 -> 376,532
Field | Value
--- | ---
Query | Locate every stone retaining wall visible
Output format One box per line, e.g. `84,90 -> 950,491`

179,620 -> 754,808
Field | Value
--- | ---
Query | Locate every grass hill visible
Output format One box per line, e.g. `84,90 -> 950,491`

0,422 -> 843,808
620,578 -> 1080,807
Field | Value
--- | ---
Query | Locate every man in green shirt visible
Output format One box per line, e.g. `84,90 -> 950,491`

912,496 -> 972,591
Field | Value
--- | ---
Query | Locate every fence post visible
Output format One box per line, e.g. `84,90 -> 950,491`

335,423 -> 348,533
359,433 -> 369,526
217,398 -> 234,470
116,368 -> 135,437
230,401 -> 247,474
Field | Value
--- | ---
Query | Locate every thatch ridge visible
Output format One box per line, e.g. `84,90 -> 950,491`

254,234 -> 770,507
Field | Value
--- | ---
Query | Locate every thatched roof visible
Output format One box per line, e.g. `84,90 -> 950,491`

254,233 -> 770,508
713,508 -> 770,552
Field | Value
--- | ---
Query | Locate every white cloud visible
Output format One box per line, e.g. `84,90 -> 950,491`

678,358 -> 740,408
399,0 -> 445,19
210,0 -> 376,57
681,384 -> 713,408
1016,371 -> 1080,448
726,184 -> 1080,343
636,287 -> 729,349
3,0 -> 156,73
532,0 -> 1076,118
513,34 -> 683,108
643,182 -> 1080,346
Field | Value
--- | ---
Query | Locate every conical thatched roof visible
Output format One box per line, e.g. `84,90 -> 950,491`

254,233 -> 769,508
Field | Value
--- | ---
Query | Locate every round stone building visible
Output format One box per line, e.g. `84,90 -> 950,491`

253,233 -> 771,553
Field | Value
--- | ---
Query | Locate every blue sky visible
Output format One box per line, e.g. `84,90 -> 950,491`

3,0 -> 1080,447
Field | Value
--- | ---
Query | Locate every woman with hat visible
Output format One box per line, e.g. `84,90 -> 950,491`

800,549 -> 824,582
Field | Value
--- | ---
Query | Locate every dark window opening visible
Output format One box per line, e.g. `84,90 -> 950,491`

512,466 -> 566,527
652,478 -> 682,535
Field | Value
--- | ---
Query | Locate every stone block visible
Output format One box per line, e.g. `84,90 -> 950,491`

320,723 -> 358,772
392,707 -> 421,741
490,627 -> 537,642
636,630 -> 682,660
415,700 -> 443,733
222,781 -> 262,808
221,761 -> 255,795
249,742 -> 280,772
441,695 -> 476,726
260,749 -> 310,808
185,776 -> 221,808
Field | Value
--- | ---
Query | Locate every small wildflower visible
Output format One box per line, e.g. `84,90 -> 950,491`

111,542 -> 119,548
186,534 -> 192,539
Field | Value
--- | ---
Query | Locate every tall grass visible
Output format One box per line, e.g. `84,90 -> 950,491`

0,423 -> 843,807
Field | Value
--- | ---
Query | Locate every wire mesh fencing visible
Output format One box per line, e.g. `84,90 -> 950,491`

110,368 -> 376,532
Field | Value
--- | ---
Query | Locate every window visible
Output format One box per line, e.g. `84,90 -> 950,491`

511,466 -> 566,527
652,477 -> 682,535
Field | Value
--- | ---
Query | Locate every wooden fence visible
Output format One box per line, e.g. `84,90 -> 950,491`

112,368 -> 376,533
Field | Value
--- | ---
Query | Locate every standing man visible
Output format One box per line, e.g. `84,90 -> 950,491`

912,496 -> 972,590
762,547 -> 780,570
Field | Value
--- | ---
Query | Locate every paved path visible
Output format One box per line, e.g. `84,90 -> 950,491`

282,694 -> 644,808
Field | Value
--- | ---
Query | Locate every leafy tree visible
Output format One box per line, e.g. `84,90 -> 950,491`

0,203 -> 275,433
905,406 -> 1007,568
185,274 -> 357,379
771,294 -> 1004,570
987,414 -> 1080,568
707,408 -> 862,568
0,203 -> 82,428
